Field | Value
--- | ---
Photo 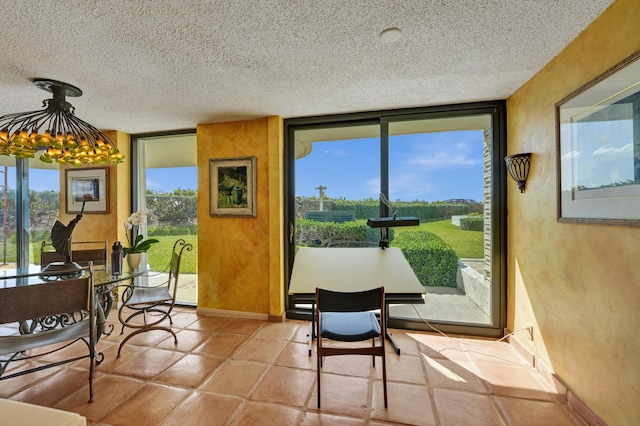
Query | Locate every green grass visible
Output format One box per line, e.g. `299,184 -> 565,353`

394,219 -> 483,259
146,236 -> 197,274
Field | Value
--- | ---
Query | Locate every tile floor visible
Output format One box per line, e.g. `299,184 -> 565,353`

1,307 -> 586,425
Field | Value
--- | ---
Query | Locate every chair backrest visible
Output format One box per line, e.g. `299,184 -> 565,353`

41,239 -> 108,267
0,267 -> 94,325
316,287 -> 384,313
167,239 -> 193,289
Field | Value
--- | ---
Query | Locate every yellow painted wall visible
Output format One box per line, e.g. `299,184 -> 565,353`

196,117 -> 285,317
507,0 -> 639,423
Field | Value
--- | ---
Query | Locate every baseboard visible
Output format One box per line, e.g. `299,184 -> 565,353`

196,307 -> 268,321
507,333 -> 605,426
268,312 -> 286,323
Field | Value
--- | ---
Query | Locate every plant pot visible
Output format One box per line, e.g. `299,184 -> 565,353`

127,253 -> 142,269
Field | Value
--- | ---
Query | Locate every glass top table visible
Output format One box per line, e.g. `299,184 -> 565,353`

0,263 -> 149,338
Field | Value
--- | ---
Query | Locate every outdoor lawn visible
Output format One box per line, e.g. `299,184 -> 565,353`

394,219 -> 484,259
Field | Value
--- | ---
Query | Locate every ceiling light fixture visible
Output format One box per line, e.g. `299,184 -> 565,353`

0,78 -> 124,166
379,27 -> 402,43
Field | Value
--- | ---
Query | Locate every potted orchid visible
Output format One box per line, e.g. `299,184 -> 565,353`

124,210 -> 159,268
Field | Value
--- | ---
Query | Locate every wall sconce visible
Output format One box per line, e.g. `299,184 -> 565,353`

504,153 -> 531,193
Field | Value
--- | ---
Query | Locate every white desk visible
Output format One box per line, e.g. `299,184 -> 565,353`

0,398 -> 86,425
288,247 -> 426,354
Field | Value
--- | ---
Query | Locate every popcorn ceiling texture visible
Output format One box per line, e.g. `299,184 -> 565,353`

0,0 -> 614,133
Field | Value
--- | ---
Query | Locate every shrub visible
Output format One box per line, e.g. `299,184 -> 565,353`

391,231 -> 459,287
149,225 -> 198,236
295,219 -> 391,247
459,216 -> 484,231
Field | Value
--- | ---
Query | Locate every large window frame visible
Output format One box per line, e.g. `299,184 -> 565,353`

284,101 -> 507,337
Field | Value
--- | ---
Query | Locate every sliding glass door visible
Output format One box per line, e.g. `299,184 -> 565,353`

285,102 -> 506,336
0,157 -> 60,269
132,132 -> 198,305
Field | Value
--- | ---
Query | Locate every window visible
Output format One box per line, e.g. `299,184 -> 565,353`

285,102 -> 507,337
132,132 -> 198,305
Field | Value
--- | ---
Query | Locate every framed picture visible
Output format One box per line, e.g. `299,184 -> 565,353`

556,50 -> 640,226
209,156 -> 257,217
65,167 -> 109,214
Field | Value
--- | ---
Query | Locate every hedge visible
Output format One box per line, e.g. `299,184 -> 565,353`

391,231 -> 459,287
331,199 -> 470,221
295,218 -> 392,247
459,216 -> 484,231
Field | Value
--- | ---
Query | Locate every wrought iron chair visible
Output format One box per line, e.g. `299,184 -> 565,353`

0,264 -> 98,402
315,286 -> 387,408
116,239 -> 192,357
40,239 -> 109,267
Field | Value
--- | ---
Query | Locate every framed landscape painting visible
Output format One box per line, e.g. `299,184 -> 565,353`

65,167 -> 109,214
209,156 -> 257,217
556,50 -> 640,226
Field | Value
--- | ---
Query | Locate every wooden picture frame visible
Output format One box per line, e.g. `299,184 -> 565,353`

65,167 -> 109,214
209,156 -> 257,217
556,50 -> 640,226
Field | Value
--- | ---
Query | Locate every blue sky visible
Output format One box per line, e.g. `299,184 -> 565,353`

26,167 -> 197,193
296,131 -> 485,202
25,130 -> 483,202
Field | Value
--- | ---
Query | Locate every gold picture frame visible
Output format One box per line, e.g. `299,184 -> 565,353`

209,156 -> 257,217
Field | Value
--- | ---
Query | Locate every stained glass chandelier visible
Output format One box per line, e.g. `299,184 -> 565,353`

0,78 -> 124,165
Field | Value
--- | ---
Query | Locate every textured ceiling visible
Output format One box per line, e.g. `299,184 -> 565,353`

0,0 -> 614,135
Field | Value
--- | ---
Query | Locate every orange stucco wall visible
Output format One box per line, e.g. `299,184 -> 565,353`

506,0 -> 639,424
196,117 -> 284,317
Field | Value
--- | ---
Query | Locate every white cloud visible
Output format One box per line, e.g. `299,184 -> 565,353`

592,143 -> 633,159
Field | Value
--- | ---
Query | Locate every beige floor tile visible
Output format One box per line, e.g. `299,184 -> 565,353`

275,341 -> 317,370
319,354 -> 373,378
10,368 -> 91,407
95,340 -> 145,373
422,356 -> 489,393
462,338 -> 529,366
154,353 -> 225,387
475,361 -> 556,401
156,328 -> 215,352
300,411 -> 364,426
100,383 -> 190,426
199,359 -> 269,397
374,352 -> 426,384
371,380 -> 436,425
5,309 -> 589,426
166,311 -> 199,329
310,373 -> 370,418
495,396 -> 583,426
231,401 -> 303,425
193,332 -> 248,357
188,315 -> 235,332
292,321 -> 313,344
112,347 -> 183,380
0,362 -> 59,398
232,336 -> 288,363
409,331 -> 473,361
254,321 -> 299,341
55,375 -> 146,423
434,388 -> 505,425
250,365 -> 316,407
220,318 -> 265,335
386,329 -> 421,356
160,391 -> 243,426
